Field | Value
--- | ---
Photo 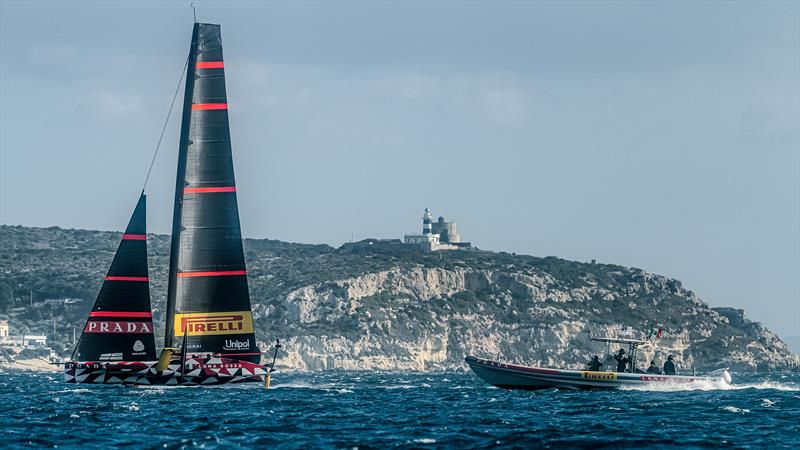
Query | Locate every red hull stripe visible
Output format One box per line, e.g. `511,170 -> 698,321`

177,270 -> 247,278
183,186 -> 237,194
192,103 -> 228,110
219,352 -> 262,356
122,234 -> 146,240
89,311 -> 152,318
105,276 -> 149,282
196,61 -> 224,69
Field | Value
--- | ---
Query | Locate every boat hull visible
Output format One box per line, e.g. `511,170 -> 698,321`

64,355 -> 267,386
465,356 -> 731,390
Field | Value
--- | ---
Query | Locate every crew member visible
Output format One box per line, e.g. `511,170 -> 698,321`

587,355 -> 602,371
646,360 -> 661,374
663,355 -> 676,375
613,349 -> 629,372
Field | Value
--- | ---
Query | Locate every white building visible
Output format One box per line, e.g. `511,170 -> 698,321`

1,335 -> 48,348
404,208 -> 460,252
0,320 -> 48,348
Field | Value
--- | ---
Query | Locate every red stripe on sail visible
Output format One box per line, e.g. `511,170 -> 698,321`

192,103 -> 228,110
90,311 -> 152,318
196,61 -> 224,69
183,186 -> 237,194
105,276 -> 149,282
177,270 -> 247,278
122,234 -> 146,240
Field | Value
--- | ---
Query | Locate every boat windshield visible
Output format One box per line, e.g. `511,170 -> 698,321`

590,335 -> 650,373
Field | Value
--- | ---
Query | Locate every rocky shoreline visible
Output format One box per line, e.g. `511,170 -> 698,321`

0,358 -> 59,373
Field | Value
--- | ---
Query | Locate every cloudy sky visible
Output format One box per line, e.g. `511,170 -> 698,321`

1,1 -> 798,338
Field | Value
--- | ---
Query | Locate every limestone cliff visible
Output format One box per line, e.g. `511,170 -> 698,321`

259,266 -> 795,372
1,226 -> 796,372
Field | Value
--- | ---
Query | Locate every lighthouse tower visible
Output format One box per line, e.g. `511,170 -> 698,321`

422,208 -> 433,235
405,207 -> 467,251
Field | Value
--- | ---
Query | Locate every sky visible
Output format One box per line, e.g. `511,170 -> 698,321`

1,1 -> 798,338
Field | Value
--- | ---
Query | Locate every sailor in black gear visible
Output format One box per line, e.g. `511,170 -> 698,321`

613,349 -> 629,372
646,360 -> 661,374
587,355 -> 602,371
663,355 -> 676,375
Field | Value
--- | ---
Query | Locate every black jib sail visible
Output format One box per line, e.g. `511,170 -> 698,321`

164,23 -> 260,363
73,194 -> 158,362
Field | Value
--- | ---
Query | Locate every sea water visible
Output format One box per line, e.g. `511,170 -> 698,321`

0,371 -> 798,448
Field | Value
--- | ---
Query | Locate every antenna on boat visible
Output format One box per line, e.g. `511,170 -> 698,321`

191,2 -> 197,23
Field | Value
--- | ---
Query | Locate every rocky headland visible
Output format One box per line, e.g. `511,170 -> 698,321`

1,225 -> 796,372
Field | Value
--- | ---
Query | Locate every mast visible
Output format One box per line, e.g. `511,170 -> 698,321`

164,23 -> 259,363
165,25 -> 199,349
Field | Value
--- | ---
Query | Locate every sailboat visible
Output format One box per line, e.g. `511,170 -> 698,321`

65,22 -> 274,385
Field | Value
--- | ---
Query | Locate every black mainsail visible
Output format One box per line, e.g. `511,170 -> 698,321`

164,23 -> 259,363
73,194 -> 157,362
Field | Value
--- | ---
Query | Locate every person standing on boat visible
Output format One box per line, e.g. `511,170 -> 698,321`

663,355 -> 676,375
647,360 -> 661,374
587,355 -> 602,371
614,349 -> 630,372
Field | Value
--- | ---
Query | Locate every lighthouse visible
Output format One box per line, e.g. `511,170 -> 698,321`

422,208 -> 433,235
404,207 -> 470,251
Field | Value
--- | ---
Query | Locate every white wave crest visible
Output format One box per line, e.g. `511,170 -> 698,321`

380,384 -> 416,390
268,382 -> 341,390
622,379 -> 800,392
131,387 -> 167,395
58,388 -> 92,394
133,385 -> 200,390
720,405 -> 750,413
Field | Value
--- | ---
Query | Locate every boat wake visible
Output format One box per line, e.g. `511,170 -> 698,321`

622,379 -> 800,392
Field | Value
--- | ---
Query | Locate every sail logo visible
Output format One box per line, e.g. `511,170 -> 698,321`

85,321 -> 153,334
99,352 -> 123,361
174,311 -> 254,336
223,339 -> 251,351
132,340 -> 147,355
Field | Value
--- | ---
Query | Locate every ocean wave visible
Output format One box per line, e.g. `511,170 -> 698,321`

268,382 -> 345,391
720,405 -> 750,414
0,371 -> 797,449
57,388 -> 92,394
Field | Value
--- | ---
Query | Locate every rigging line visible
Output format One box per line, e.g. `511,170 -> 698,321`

142,55 -> 189,192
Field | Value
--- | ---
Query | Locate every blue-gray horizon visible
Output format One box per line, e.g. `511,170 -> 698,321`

1,1 -> 798,338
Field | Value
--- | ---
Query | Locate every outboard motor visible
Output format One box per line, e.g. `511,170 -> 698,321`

709,368 -> 733,385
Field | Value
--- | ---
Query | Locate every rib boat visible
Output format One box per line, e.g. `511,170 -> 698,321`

466,337 -> 732,390
65,22 -> 275,386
